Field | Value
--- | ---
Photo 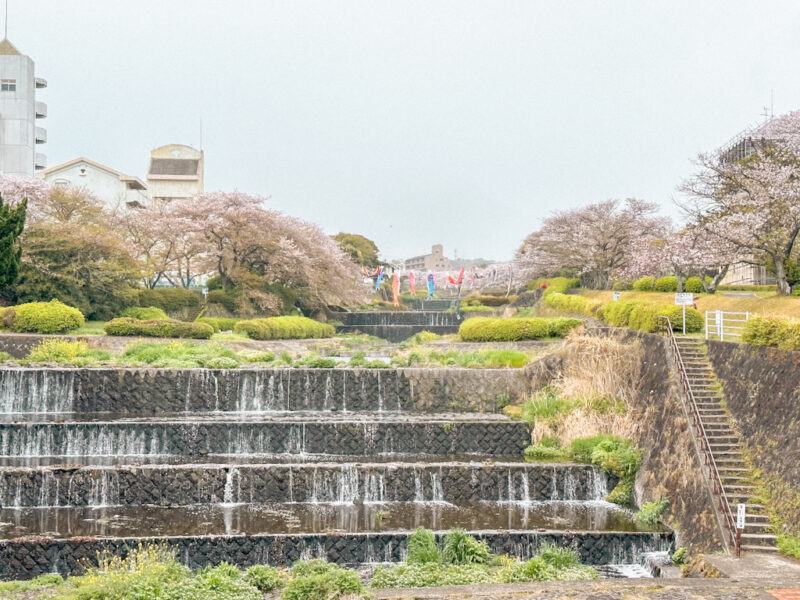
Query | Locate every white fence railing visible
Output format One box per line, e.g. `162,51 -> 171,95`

705,310 -> 750,341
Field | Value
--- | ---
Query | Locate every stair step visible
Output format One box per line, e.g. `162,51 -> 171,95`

741,545 -> 779,553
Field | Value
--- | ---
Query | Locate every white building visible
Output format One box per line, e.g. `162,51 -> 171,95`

0,38 -> 46,176
147,144 -> 203,202
404,244 -> 451,271
38,157 -> 147,209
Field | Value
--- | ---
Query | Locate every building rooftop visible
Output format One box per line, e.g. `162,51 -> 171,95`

0,39 -> 21,55
39,157 -> 147,190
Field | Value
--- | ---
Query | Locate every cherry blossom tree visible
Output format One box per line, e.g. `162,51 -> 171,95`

681,110 -> 800,294
515,198 -> 668,289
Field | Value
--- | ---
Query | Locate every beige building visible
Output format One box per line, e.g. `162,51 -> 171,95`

39,157 -> 147,209
146,144 -> 203,202
404,244 -> 451,271
0,38 -> 47,176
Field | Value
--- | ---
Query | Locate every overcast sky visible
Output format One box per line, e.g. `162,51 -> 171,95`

10,1 -> 800,261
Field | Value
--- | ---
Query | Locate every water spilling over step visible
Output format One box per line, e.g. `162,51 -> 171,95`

0,366 -> 672,579
330,311 -> 462,342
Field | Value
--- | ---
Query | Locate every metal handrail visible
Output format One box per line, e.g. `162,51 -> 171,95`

657,316 -> 739,553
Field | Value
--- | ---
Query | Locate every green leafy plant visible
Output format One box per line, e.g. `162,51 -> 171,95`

196,317 -> 242,332
104,317 -> 214,339
635,498 -> 670,525
121,306 -> 168,320
671,547 -> 688,565
459,316 -> 582,342
632,276 -> 655,291
441,529 -> 492,565
283,561 -> 364,600
245,564 -> 285,592
234,316 -> 335,340
521,387 -> 576,424
27,339 -> 110,366
406,527 -> 441,564
653,276 -> 678,292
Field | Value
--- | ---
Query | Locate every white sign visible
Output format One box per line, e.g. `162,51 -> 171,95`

737,503 -> 746,529
613,291 -> 621,301
674,293 -> 694,306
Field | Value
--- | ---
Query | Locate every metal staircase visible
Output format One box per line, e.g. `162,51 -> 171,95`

658,318 -> 776,554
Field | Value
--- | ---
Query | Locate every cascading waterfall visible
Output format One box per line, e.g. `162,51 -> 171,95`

222,467 -> 241,505
0,370 -> 75,414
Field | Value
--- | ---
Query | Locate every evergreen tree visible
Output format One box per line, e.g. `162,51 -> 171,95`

0,194 -> 27,289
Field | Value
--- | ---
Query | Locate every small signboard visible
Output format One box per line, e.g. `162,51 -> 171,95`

613,291 -> 621,301
737,503 -> 746,529
674,293 -> 694,306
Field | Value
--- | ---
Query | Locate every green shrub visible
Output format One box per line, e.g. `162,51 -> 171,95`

399,330 -> 443,348
635,498 -> 669,525
596,298 -> 701,333
392,348 -> 531,368
742,315 -> 800,351
632,276 -> 655,291
569,434 -> 615,464
718,284 -> 776,292
777,533 -> 800,559
136,288 -> 201,312
104,317 -> 214,339
441,529 -> 492,565
589,436 -> 642,478
463,295 -> 512,307
245,565 -> 285,592
196,317 -> 241,332
459,317 -> 580,342
653,276 -> 678,292
283,561 -> 364,600
407,527 -> 441,564
240,350 -> 276,363
27,339 -> 110,366
542,292 -> 602,317
684,277 -> 705,293
121,306 -> 168,320
205,356 -> 240,369
536,543 -> 581,569
527,277 -> 580,296
12,299 -> 85,333
524,443 -> 568,462
522,387 -> 575,424
370,563 -> 491,588
206,288 -> 240,312
234,316 -> 334,340
606,476 -> 635,506
121,341 -> 241,368
0,573 -> 63,593
296,355 -> 337,368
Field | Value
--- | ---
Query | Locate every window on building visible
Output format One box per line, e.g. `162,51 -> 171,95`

0,79 -> 16,92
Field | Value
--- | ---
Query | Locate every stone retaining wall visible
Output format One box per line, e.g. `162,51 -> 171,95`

0,420 -> 529,458
0,463 -> 612,507
0,366 -> 540,414
0,531 -> 674,578
707,341 -> 800,529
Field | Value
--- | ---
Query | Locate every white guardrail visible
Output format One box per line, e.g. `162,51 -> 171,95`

705,310 -> 750,341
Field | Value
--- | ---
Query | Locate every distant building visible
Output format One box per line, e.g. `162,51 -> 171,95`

146,144 -> 203,202
0,38 -> 47,176
404,244 -> 451,271
39,157 -> 147,209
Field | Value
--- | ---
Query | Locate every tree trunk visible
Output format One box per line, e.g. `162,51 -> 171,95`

774,258 -> 792,295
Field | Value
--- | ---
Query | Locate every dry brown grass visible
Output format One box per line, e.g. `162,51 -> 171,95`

531,329 -> 641,444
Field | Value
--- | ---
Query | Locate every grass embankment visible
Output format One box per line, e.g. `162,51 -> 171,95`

580,290 -> 800,320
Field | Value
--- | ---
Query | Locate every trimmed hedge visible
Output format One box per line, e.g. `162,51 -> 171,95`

463,295 -> 513,307
742,315 -> 800,351
196,317 -> 241,332
206,289 -> 239,312
233,316 -> 335,340
10,300 -> 85,334
121,306 -> 168,320
104,317 -> 214,339
653,276 -> 678,292
542,292 -> 603,316
544,293 -> 702,333
458,317 -> 582,342
684,277 -> 705,293
135,288 -> 201,312
718,284 -> 776,292
632,276 -> 655,291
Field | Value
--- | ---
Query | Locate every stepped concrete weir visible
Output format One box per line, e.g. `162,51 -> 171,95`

330,311 -> 462,342
0,365 -> 672,579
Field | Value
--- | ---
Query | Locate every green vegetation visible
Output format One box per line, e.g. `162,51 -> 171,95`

544,292 -> 702,333
684,277 -> 705,293
234,316 -> 335,340
0,192 -> 26,292
459,316 -> 582,341
332,232 -> 380,269
777,533 -> 800,559
632,276 -> 655,291
653,276 -> 678,292
27,339 -> 110,366
463,294 -> 514,307
521,387 -> 576,424
398,330 -> 444,348
0,573 -> 62,594
196,317 -> 241,332
635,498 -> 669,525
526,277 -> 580,296
120,306 -> 168,320
283,560 -> 365,600
120,341 -> 244,368
349,351 -> 390,368
741,314 -> 800,351
244,564 -> 285,592
104,317 -> 214,339
371,533 -> 597,588
135,288 -> 201,313
6,299 -> 85,333
524,434 -> 641,506
391,347 -> 531,368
